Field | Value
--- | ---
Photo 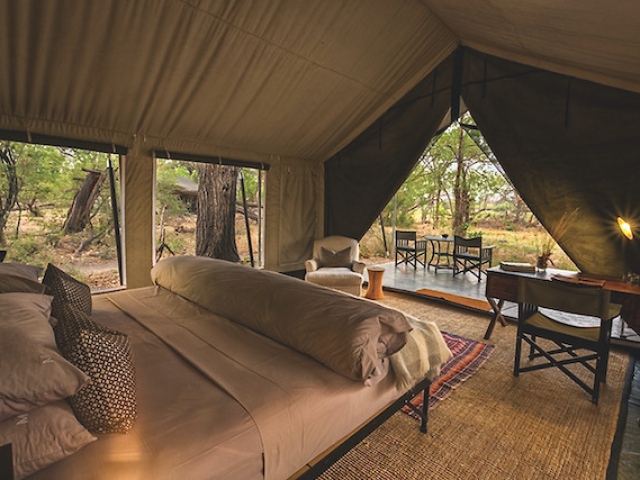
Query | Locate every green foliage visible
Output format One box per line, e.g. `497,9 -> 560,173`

239,168 -> 260,202
156,160 -> 195,216
378,113 -> 525,235
5,234 -> 56,267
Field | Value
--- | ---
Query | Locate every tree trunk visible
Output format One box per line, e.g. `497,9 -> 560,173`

433,188 -> 441,229
63,169 -> 104,234
452,126 -> 469,236
0,144 -> 19,245
196,163 -> 240,262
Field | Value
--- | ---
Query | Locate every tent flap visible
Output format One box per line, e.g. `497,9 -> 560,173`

461,49 -> 640,276
324,52 -> 454,240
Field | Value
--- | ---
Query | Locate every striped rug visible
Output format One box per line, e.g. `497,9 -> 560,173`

403,331 -> 494,416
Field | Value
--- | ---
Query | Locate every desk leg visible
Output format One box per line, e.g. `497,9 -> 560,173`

485,297 -> 506,339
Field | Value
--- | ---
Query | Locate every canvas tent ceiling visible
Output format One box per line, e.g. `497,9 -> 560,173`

0,0 -> 639,279
2,0 -> 639,163
0,0 -> 457,163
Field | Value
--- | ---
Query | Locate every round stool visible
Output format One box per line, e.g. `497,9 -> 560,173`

365,265 -> 385,300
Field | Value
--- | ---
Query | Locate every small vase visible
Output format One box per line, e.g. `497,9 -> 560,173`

536,255 -> 548,271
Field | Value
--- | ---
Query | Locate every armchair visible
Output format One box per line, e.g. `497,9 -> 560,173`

305,236 -> 365,296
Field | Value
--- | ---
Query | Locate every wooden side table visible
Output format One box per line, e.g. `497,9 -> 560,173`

365,266 -> 385,300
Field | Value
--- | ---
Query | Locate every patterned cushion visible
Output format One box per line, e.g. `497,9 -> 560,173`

42,263 -> 92,318
55,304 -> 137,434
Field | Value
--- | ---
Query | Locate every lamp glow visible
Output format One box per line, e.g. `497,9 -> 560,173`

618,217 -> 633,240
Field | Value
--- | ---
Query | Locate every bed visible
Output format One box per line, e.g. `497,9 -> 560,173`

0,256 -> 451,480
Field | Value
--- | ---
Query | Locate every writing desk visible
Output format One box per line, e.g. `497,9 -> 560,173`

484,266 -> 640,340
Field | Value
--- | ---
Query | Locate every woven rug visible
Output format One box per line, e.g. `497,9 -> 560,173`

403,331 -> 494,417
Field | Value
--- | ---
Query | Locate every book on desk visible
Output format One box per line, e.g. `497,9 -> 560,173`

500,261 -> 536,273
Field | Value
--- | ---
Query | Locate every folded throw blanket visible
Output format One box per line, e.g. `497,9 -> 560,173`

389,315 -> 452,391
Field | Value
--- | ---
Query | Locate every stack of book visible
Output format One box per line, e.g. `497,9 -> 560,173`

500,261 -> 536,273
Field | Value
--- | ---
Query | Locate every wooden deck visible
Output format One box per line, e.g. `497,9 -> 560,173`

365,261 -> 640,347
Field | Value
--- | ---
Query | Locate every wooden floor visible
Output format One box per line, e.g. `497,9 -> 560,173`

365,261 -> 640,347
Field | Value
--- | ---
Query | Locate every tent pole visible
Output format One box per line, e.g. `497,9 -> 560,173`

451,46 -> 464,123
392,194 -> 397,258
107,157 -> 123,285
379,213 -> 388,256
240,171 -> 254,267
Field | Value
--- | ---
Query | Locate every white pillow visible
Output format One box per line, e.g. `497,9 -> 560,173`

0,292 -> 89,421
0,401 -> 96,479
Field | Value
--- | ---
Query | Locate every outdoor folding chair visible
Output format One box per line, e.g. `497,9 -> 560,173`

452,235 -> 494,281
514,278 -> 620,404
395,230 -> 427,268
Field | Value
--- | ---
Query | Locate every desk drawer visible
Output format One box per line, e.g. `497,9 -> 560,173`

486,273 -> 518,302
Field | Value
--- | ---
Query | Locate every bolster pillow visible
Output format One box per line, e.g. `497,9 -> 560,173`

151,256 -> 411,382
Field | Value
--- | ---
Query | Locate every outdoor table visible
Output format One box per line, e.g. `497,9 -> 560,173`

424,235 -> 453,271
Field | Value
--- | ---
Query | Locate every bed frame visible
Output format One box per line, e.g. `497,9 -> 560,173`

293,376 -> 431,479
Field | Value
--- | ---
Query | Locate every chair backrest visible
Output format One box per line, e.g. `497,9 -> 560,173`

454,235 -> 481,253
396,230 -> 416,247
312,236 -> 359,264
517,278 -> 611,319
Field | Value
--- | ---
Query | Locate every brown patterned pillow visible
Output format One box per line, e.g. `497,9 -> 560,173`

55,304 -> 137,434
42,263 -> 92,318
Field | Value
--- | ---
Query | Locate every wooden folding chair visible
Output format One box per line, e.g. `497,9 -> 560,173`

395,231 -> 427,268
452,235 -> 494,281
514,278 -> 620,404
